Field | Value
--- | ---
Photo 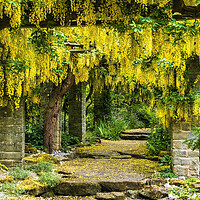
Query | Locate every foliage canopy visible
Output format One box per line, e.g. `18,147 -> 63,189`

1,0 -> 200,125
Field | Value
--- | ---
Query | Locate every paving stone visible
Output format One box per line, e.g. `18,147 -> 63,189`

112,192 -> 125,200
169,179 -> 186,186
146,178 -> 168,186
125,190 -> 138,199
54,181 -> 101,196
100,181 -> 145,192
110,155 -> 132,159
139,185 -> 168,200
96,192 -> 125,200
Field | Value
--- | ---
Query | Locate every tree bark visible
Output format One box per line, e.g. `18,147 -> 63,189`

43,69 -> 74,154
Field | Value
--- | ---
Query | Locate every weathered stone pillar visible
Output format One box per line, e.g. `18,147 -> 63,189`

0,105 -> 25,167
93,85 -> 111,125
69,82 -> 86,142
171,121 -> 199,177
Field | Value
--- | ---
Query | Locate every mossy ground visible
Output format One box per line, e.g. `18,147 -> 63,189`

75,140 -> 148,156
58,140 -> 165,182
2,139 -> 167,199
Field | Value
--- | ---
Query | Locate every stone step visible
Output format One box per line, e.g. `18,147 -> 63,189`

121,128 -> 151,136
96,192 -> 125,200
120,134 -> 148,140
117,151 -> 159,161
53,180 -> 145,196
51,178 -> 168,199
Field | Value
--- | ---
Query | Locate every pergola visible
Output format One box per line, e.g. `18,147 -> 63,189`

0,0 -> 200,178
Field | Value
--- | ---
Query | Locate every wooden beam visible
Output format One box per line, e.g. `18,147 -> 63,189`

173,0 -> 200,20
65,42 -> 84,49
69,49 -> 86,53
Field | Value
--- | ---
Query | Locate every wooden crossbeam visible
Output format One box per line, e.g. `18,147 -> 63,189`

173,0 -> 200,20
65,42 -> 84,49
65,41 -> 86,54
69,49 -> 86,53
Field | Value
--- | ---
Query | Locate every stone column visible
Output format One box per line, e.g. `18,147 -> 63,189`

69,82 -> 86,142
171,121 -> 199,177
0,105 -> 25,167
93,85 -> 111,125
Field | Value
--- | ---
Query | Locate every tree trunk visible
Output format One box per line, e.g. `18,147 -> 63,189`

63,95 -> 68,134
43,69 -> 74,153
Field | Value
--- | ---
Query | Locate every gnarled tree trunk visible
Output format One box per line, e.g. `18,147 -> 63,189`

43,69 -> 74,153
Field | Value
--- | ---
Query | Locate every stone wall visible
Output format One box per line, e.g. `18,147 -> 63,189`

171,121 -> 199,177
69,82 -> 86,142
0,105 -> 25,167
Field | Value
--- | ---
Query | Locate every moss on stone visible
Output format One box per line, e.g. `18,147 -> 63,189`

24,153 -> 59,164
25,143 -> 38,154
0,175 -> 13,183
17,178 -> 47,196
169,179 -> 187,186
37,154 -> 59,164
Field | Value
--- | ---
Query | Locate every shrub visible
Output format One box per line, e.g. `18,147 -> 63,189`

0,182 -> 26,197
0,182 -> 15,193
160,168 -> 177,178
25,119 -> 44,150
146,126 -> 171,156
184,125 -> 200,151
170,184 -> 200,200
25,161 -> 53,173
8,167 -> 30,180
86,131 -> 101,144
152,167 -> 177,178
94,116 -> 128,141
125,104 -> 157,129
160,155 -> 171,166
39,173 -> 61,188
61,132 -> 80,151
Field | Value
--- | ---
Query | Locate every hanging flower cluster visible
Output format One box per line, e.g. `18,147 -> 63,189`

0,0 -> 200,125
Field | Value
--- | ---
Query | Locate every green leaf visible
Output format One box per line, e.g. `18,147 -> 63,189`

7,0 -> 18,7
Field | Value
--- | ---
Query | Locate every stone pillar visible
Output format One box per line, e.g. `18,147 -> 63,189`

0,105 -> 25,167
93,85 -> 111,125
171,121 -> 199,177
69,82 -> 86,142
